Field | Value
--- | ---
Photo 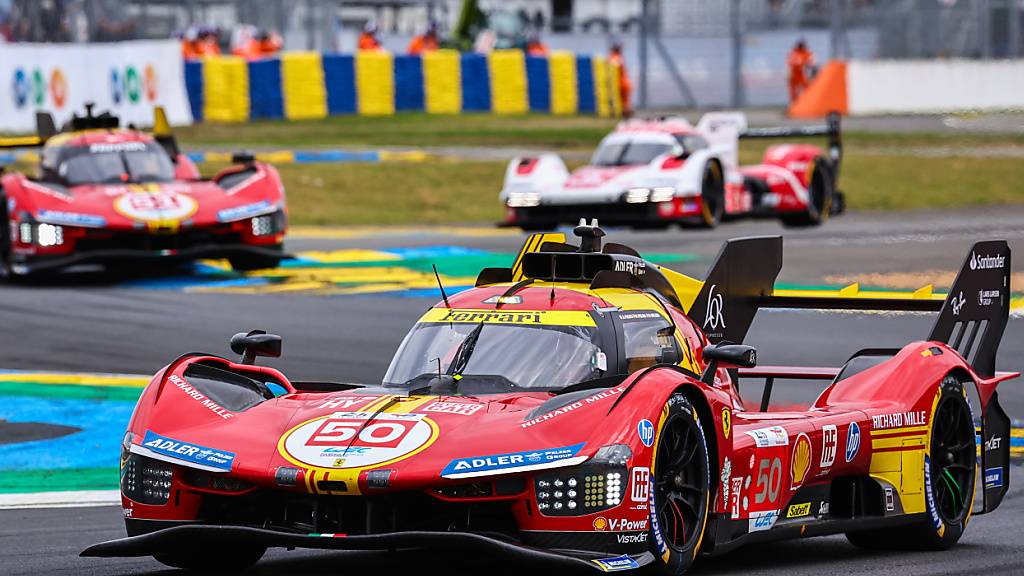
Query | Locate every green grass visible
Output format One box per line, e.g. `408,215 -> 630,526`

199,147 -> 1024,225
8,112 -> 1024,224
177,113 -> 618,150
175,112 -> 1024,151
270,160 -> 509,225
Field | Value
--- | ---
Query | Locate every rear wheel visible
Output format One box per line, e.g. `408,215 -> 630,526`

780,158 -> 833,228
647,394 -> 711,575
695,161 -> 724,229
846,374 -> 976,551
154,544 -> 266,571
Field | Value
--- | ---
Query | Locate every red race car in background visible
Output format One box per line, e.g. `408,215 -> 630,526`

500,111 -> 844,230
83,222 -> 1014,573
0,105 -> 287,276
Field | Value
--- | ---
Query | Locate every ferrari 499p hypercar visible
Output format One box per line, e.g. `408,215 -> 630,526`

83,221 -> 1015,574
500,112 -> 844,230
0,105 -> 287,276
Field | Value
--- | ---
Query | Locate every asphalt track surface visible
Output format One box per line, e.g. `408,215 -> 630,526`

1,205 -> 1023,575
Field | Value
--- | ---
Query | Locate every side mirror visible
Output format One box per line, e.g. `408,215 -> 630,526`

230,330 -> 282,365
700,342 -> 756,384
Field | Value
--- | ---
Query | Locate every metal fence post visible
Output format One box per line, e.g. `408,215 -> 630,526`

639,0 -> 649,111
731,0 -> 743,107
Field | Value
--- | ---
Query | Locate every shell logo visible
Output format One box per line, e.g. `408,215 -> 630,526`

791,432 -> 811,489
592,517 -> 608,531
49,68 -> 67,109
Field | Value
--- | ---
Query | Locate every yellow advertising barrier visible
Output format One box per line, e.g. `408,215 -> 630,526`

423,50 -> 462,114
488,50 -> 528,115
202,56 -> 249,122
282,52 -> 328,120
592,56 -> 611,118
356,51 -> 396,116
548,51 -> 578,115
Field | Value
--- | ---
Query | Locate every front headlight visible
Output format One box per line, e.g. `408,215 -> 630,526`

506,192 -> 541,207
650,186 -> 676,203
121,453 -> 172,505
625,188 -> 650,203
250,210 -> 285,236
36,223 -> 64,247
534,444 -> 630,516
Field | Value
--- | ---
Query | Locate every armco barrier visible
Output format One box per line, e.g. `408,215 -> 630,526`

184,50 -> 621,121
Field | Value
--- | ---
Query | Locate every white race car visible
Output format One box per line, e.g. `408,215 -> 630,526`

500,111 -> 844,230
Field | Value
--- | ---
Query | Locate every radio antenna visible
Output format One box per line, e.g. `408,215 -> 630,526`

432,264 -> 451,308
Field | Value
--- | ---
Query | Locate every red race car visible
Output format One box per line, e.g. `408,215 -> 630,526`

0,105 -> 286,276
83,222 -> 1014,573
500,112 -> 844,230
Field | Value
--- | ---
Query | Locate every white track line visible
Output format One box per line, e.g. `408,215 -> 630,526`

0,490 -> 119,509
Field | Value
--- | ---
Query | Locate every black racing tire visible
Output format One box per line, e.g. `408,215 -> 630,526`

153,544 -> 266,571
846,374 -> 976,551
780,157 -> 833,228
0,193 -> 16,280
646,394 -> 711,575
694,161 -> 725,229
228,245 -> 284,272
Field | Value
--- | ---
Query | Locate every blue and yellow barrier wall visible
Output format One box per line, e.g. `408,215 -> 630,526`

185,50 -> 622,122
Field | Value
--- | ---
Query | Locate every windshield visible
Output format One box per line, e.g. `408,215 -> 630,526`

57,142 -> 175,186
382,321 -> 606,394
591,140 -> 674,167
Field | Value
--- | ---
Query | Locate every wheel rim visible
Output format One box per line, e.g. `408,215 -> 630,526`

930,394 -> 975,524
654,413 -> 707,553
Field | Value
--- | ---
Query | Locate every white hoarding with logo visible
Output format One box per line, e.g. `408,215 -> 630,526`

0,40 -> 192,133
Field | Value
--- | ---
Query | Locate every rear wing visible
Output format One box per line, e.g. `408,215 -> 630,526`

740,111 -> 842,175
0,106 -> 178,159
0,112 -> 57,151
689,235 -> 1011,379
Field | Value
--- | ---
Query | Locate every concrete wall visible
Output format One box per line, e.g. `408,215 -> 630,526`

848,59 -> 1024,114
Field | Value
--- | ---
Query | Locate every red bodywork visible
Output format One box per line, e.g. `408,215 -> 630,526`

1,129 -> 287,274
86,233 -> 1015,572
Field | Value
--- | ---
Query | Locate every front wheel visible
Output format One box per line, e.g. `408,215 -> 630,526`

647,394 -> 711,575
229,245 -> 284,272
154,544 -> 266,571
846,374 -> 976,551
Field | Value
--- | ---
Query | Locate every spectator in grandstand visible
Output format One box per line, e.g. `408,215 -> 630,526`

407,20 -> 439,55
359,21 -> 382,51
787,39 -> 816,103
525,32 -> 548,56
609,41 -> 633,117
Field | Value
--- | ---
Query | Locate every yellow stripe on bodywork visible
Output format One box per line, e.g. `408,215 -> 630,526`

511,232 -> 565,281
774,284 -> 946,302
419,308 -> 596,327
